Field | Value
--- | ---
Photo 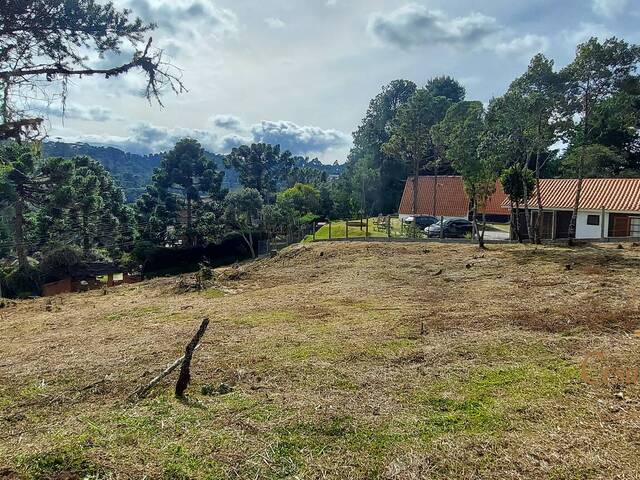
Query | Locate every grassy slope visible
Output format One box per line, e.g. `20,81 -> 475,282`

1,242 -> 640,479
313,218 -> 408,240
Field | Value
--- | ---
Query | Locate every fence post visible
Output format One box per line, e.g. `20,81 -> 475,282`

601,206 -> 606,239
329,221 -> 332,240
387,216 -> 391,238
440,216 -> 444,240
313,222 -> 316,241
365,217 -> 369,239
346,219 -> 349,239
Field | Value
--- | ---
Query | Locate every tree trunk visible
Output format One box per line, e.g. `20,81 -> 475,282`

479,210 -> 487,249
534,150 -> 543,244
243,232 -> 255,258
432,166 -> 438,217
14,198 -> 27,269
522,179 -> 532,244
186,197 -> 193,247
471,199 -> 479,244
514,201 -> 522,243
569,94 -> 590,246
412,157 -> 419,215
568,177 -> 583,246
82,210 -> 90,255
175,318 -> 210,398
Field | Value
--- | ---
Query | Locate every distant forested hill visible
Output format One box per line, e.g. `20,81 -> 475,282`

42,142 -> 239,203
43,142 -> 162,202
43,142 -> 345,203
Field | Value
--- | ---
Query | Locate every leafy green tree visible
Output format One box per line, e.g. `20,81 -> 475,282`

432,101 -> 498,248
0,142 -> 72,268
1,0 -> 183,141
562,144 -> 625,178
223,188 -> 264,258
426,76 -> 466,103
277,183 -> 320,218
33,156 -> 132,257
318,185 -> 334,219
225,143 -> 293,203
348,79 -> 417,213
500,166 -> 534,242
581,92 -> 640,175
506,54 -> 562,242
261,203 -> 291,240
559,37 -> 640,242
383,89 -> 453,217
144,138 -> 225,247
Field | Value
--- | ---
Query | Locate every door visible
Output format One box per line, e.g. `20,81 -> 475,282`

555,211 -> 572,239
613,216 -> 630,237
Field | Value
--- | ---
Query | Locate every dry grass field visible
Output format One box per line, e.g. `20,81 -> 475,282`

1,241 -> 640,479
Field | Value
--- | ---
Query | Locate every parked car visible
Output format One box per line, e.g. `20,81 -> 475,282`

402,215 -> 438,230
425,219 -> 474,238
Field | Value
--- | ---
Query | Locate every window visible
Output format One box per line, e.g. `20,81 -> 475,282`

587,215 -> 600,226
631,217 -> 640,237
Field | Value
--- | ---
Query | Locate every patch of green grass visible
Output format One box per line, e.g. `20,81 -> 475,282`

131,306 -> 163,318
16,443 -> 107,480
272,341 -> 343,361
236,310 -> 297,327
201,288 -> 225,299
161,443 -> 226,480
104,312 -> 124,322
258,416 -> 406,479
409,362 -> 581,441
312,218 -> 403,240
102,305 -> 163,322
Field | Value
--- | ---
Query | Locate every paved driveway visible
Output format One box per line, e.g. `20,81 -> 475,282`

483,229 -> 510,241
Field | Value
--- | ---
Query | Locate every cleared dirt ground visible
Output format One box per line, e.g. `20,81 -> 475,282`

1,241 -> 640,479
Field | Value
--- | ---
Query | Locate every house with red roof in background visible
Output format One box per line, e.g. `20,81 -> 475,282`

502,178 -> 640,240
398,176 -> 509,223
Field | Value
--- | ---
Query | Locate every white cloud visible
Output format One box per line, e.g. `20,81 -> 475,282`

592,0 -> 629,18
563,22 -> 613,46
250,120 -> 350,154
33,102 -> 120,122
367,4 -> 499,49
126,0 -> 238,39
493,34 -> 550,57
56,118 -> 350,157
265,17 -> 286,29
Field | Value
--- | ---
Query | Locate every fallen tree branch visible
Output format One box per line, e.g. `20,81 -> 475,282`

129,318 -> 209,400
176,318 -> 210,398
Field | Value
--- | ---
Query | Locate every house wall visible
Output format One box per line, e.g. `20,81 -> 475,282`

576,210 -> 608,239
42,278 -> 72,297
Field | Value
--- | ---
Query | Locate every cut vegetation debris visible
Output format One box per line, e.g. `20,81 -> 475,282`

1,241 -> 640,479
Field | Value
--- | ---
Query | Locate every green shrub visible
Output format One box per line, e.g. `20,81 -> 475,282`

2,265 -> 41,298
38,245 -> 83,282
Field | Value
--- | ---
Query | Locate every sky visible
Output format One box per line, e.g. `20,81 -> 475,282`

44,0 -> 640,163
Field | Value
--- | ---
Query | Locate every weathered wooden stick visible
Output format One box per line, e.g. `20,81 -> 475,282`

175,317 -> 210,398
129,318 -> 209,400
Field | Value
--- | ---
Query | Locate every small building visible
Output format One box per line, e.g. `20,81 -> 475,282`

42,262 -> 140,297
502,178 -> 640,240
398,176 -> 509,223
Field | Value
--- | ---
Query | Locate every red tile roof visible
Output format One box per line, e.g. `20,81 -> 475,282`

398,176 -> 508,217
500,178 -> 640,212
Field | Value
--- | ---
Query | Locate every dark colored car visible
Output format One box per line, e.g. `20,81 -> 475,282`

425,219 -> 474,238
402,215 -> 438,230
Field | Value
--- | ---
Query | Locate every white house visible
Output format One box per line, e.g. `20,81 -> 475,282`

504,178 -> 640,240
